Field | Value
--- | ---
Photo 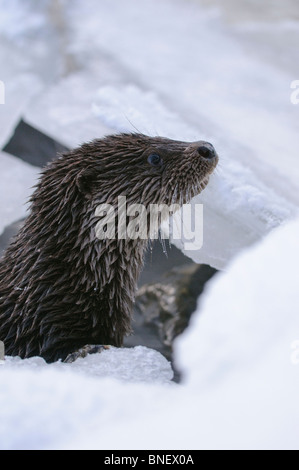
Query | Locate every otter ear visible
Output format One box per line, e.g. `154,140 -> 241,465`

76,168 -> 96,198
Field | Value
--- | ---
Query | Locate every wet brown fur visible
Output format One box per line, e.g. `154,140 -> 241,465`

0,133 -> 218,362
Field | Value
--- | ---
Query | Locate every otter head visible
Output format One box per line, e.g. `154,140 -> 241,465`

76,133 -> 218,208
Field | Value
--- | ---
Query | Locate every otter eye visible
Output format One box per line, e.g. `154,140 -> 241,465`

148,153 -> 163,167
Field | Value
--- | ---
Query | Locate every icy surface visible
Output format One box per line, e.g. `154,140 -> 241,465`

25,73 -> 112,148
0,0 -> 59,148
4,346 -> 173,384
0,44 -> 43,149
1,219 -> 299,450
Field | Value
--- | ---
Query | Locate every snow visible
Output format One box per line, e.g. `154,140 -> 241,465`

4,346 -> 173,384
0,347 -> 175,450
176,217 -> 299,386
1,218 -> 299,450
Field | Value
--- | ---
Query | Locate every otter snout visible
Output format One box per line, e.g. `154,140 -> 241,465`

186,140 -> 218,163
196,143 -> 217,161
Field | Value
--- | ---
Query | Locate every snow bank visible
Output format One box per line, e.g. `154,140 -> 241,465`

4,346 -> 173,384
177,215 -> 299,388
0,347 -> 174,450
1,218 -> 299,450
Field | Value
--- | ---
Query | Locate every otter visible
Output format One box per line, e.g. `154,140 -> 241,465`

0,133 -> 218,363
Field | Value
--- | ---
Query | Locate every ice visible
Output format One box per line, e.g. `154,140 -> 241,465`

173,163 -> 298,269
93,84 -> 299,268
0,44 -> 43,149
67,0 -> 299,186
0,0 -> 67,148
24,72 -> 114,148
4,346 -> 174,384
0,152 -> 39,236
0,0 -> 82,148
92,85 -> 195,138
0,0 -> 48,41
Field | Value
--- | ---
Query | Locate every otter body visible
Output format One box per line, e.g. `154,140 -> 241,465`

0,134 -> 218,362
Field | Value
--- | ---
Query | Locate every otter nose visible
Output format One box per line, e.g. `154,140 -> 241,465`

197,143 -> 217,160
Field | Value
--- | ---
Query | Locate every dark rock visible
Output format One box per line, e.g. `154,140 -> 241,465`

3,119 -> 68,167
125,263 -> 218,360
